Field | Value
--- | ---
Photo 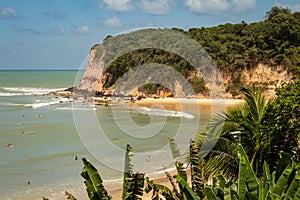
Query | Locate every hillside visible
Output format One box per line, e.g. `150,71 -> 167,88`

78,7 -> 300,99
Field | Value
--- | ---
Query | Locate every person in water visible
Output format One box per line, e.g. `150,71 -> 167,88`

73,155 -> 78,160
146,155 -> 151,164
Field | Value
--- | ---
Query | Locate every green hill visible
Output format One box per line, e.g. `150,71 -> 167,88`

80,7 -> 300,98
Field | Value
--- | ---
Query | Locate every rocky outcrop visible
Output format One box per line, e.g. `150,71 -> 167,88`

77,45 -> 105,93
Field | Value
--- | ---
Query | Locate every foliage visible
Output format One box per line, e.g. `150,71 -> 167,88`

65,191 -> 77,200
122,144 -> 144,200
187,6 -> 300,92
197,87 -> 268,178
203,143 -> 300,200
262,80 -> 300,169
81,144 -> 144,200
81,158 -> 112,200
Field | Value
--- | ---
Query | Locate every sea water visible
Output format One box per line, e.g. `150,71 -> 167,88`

0,70 -> 215,199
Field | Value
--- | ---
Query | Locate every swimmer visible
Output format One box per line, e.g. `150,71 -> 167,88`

6,143 -> 14,148
27,181 -> 31,185
36,114 -> 42,118
73,155 -> 78,160
146,155 -> 151,164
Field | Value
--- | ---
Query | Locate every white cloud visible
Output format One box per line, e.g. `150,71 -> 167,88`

274,1 -> 300,12
54,25 -> 89,35
103,0 -> 133,12
104,17 -> 122,27
232,0 -> 256,13
140,0 -> 175,15
185,0 -> 230,15
0,6 -> 22,19
77,25 -> 89,34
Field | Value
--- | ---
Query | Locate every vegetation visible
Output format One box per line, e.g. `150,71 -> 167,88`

42,141 -> 300,200
262,79 -> 300,166
186,6 -> 300,92
95,6 -> 300,96
196,85 -> 299,180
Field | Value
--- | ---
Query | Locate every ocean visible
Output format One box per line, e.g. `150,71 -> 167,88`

0,70 -> 218,199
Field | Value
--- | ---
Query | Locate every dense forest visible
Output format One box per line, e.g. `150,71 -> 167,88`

97,7 -> 300,96
184,6 -> 300,92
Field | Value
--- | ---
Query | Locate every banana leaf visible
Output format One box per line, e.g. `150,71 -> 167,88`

204,186 -> 218,200
175,175 -> 200,200
294,187 -> 300,199
175,162 -> 187,182
165,171 -> 181,198
284,174 -> 300,199
144,177 -> 180,200
275,152 -> 292,182
237,144 -> 260,200
122,144 -> 145,200
65,191 -> 77,200
190,140 -> 205,198
122,144 -> 134,199
81,158 -> 112,200
224,182 -> 238,200
272,165 -> 293,196
123,173 -> 144,200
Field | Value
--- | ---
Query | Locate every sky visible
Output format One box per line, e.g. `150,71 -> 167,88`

0,0 -> 300,70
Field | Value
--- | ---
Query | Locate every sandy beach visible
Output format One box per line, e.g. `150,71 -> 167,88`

130,97 -> 244,107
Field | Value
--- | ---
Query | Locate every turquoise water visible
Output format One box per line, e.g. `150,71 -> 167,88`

0,70 -> 211,199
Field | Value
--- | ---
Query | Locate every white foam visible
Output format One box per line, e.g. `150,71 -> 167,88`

24,101 -> 60,108
0,87 -> 67,96
133,107 -> 194,119
55,107 -> 96,111
0,92 -> 31,96
24,98 -> 70,109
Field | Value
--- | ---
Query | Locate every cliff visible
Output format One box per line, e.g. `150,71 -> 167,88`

78,43 -> 293,99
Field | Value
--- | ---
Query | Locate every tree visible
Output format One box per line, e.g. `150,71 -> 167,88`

266,6 -> 292,20
262,80 -> 300,171
198,87 -> 270,178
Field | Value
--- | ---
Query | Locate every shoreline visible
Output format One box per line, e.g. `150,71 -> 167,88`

52,90 -> 245,108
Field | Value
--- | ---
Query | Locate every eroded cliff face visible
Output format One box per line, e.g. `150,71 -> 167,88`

78,45 -> 293,99
78,45 -> 105,92
223,64 -> 293,99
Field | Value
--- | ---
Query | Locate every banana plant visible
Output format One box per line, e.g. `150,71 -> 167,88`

81,144 -> 144,200
145,138 -> 200,200
81,158 -> 112,200
122,144 -> 144,200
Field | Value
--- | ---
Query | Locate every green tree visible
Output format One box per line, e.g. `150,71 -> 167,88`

262,80 -> 300,171
199,87 -> 270,178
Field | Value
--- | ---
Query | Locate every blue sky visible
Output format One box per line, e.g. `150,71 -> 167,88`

0,0 -> 299,70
